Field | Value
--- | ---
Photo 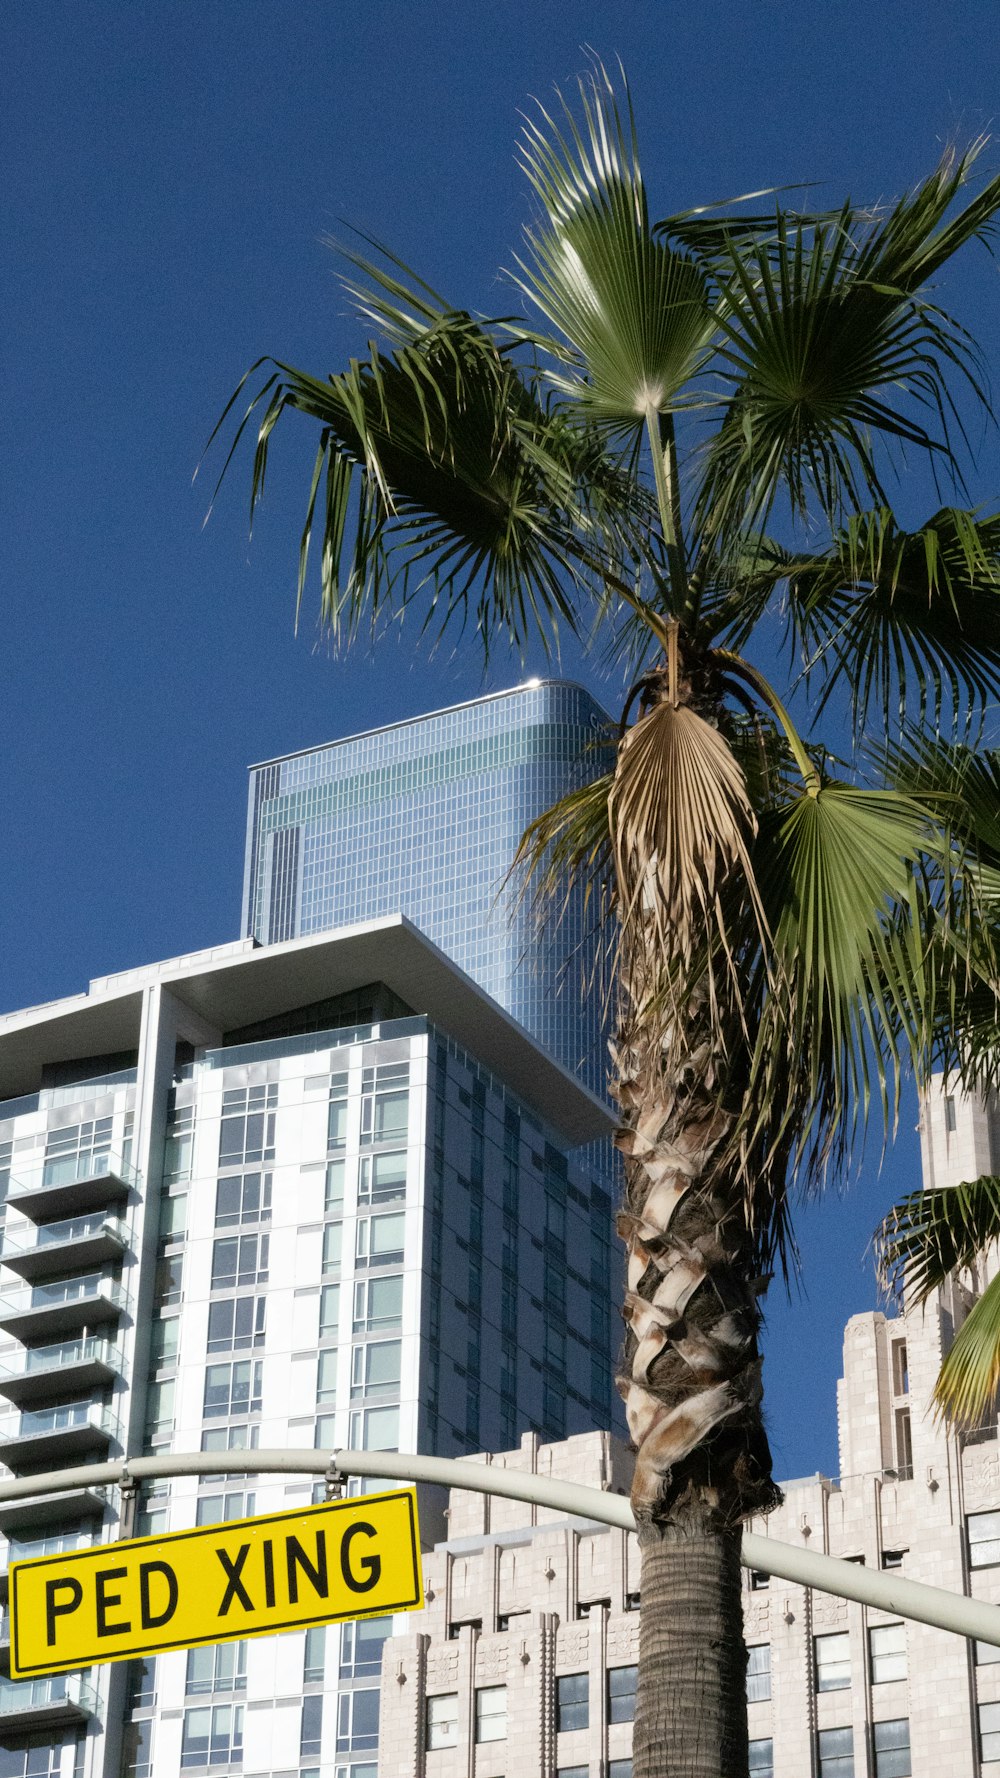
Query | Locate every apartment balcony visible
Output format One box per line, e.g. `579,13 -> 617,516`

0,1214 -> 128,1285
0,1274 -> 127,1343
0,1674 -> 98,1740
6,1152 -> 133,1224
0,1337 -> 123,1410
0,1485 -> 108,1539
0,1403 -> 120,1474
0,1529 -> 95,1607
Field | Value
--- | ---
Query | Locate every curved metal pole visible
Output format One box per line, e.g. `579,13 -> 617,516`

1,1447 -> 998,1648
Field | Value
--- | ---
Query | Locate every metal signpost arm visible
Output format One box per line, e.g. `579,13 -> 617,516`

1,1447 -> 999,1648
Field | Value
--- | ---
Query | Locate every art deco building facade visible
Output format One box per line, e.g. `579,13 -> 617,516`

0,919 -> 614,1778
378,1080 -> 1000,1778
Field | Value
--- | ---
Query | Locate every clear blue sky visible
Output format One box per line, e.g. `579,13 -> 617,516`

4,0 -> 1000,1480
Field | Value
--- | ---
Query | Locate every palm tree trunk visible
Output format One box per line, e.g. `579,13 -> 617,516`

611,658 -> 782,1778
634,1519 -> 748,1778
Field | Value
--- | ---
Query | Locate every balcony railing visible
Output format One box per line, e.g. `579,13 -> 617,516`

0,1213 -> 129,1283
0,1673 -> 99,1731
8,1400 -> 121,1443
0,1274 -> 128,1340
6,1151 -> 134,1222
0,1483 -> 109,1540
0,1401 -> 121,1473
0,1336 -> 124,1408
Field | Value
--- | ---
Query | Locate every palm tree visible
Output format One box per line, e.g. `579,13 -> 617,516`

208,69 -> 1000,1778
878,747 -> 1000,1433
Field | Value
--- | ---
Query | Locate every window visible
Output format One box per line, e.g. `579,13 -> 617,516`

351,1340 -> 402,1399
323,1223 -> 343,1274
425,1694 -> 458,1751
817,1727 -> 854,1777
122,1720 -> 154,1778
362,1082 -> 409,1145
891,1340 -> 909,1396
358,1151 -> 407,1204
448,1618 -> 482,1640
749,1569 -> 769,1591
201,1424 -> 259,1454
304,1626 -> 325,1684
186,1642 -> 247,1695
881,1549 -> 905,1571
748,1742 -> 774,1778
197,1490 -> 255,1527
137,1488 -> 169,1539
207,1298 -> 265,1353
328,1089 -> 349,1151
164,1104 -> 194,1182
746,1644 -> 770,1703
181,1703 -> 244,1768
159,1191 -> 187,1243
215,1172 -> 271,1229
873,1719 -> 911,1778
609,1765 -> 633,1778
150,1315 -> 180,1369
607,1663 -> 637,1722
325,1159 -> 346,1213
320,1283 -> 341,1338
128,1657 -> 157,1708
815,1632 -> 851,1692
356,1212 -> 406,1266
556,1672 -> 588,1732
43,1116 -> 112,1184
475,1685 -> 507,1742
894,1408 -> 913,1477
869,1623 -> 906,1684
556,1769 -> 588,1778
300,1695 -> 323,1759
155,1253 -> 183,1306
211,1234 -> 268,1291
203,1361 -> 262,1419
340,1616 -> 391,1678
968,1511 -> 1000,1568
353,1273 -> 403,1333
945,1093 -> 957,1132
317,1348 -> 338,1405
219,1085 -> 276,1167
980,1702 -> 1000,1763
336,1687 -> 380,1754
350,1404 -> 399,1451
976,1640 -> 1000,1665
145,1380 -> 175,1439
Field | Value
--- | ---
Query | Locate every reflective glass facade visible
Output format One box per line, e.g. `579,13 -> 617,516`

241,682 -> 615,1099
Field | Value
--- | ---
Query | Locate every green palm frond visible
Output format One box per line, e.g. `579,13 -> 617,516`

509,767 -> 614,917
743,784 -> 934,1178
933,1273 -> 1000,1426
512,65 -> 717,430
205,313 -> 633,655
790,508 -> 1000,728
877,1174 -> 1000,1300
881,732 -> 1000,863
877,1175 -> 1000,1426
696,150 -> 1000,540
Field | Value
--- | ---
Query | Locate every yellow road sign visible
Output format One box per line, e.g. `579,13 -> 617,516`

10,1488 -> 422,1678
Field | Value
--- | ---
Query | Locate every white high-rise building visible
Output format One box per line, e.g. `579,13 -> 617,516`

0,917 -> 614,1778
377,1080 -> 1000,1778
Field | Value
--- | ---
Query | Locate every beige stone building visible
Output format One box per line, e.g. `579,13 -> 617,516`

379,1081 -> 1000,1777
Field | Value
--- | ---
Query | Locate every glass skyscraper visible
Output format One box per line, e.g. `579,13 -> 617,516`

241,681 -> 616,1100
